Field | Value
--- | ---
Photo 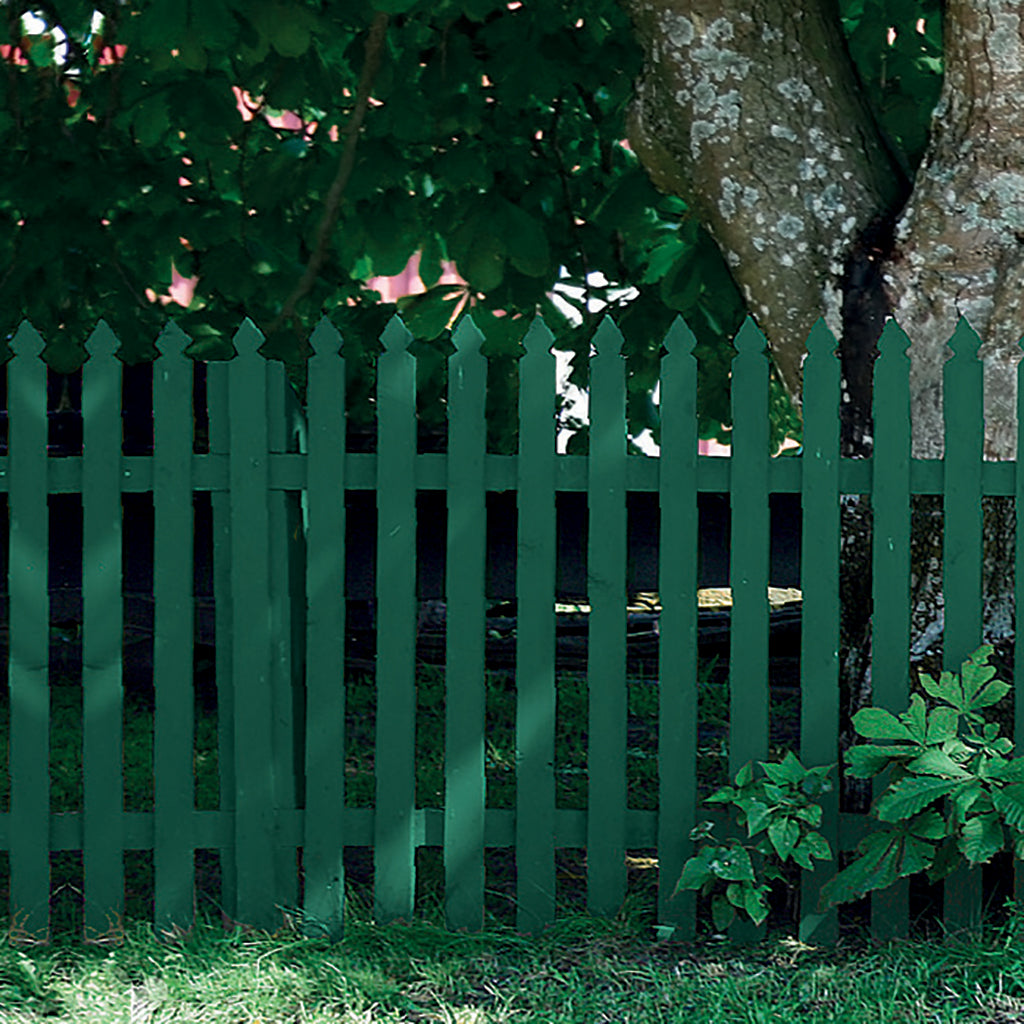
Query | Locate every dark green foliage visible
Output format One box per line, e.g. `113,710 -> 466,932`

0,0 -> 941,448
676,647 -> 1024,932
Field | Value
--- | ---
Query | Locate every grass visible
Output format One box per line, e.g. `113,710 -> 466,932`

4,656 -> 1024,1021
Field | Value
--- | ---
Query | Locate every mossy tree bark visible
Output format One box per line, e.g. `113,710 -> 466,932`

626,0 -> 1024,812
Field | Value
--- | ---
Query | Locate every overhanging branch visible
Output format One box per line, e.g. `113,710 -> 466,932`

266,11 -> 389,341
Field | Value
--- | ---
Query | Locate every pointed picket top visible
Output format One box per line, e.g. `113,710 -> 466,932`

380,313 -> 414,354
449,315 -> 487,433
591,314 -> 626,359
155,319 -> 193,361
947,316 -> 983,359
873,317 -> 911,457
451,313 -> 486,358
659,317 -> 698,465
804,317 -> 838,359
84,319 -> 120,361
519,314 -> 557,457
876,316 -> 911,359
231,317 -> 264,358
307,315 -> 343,361
520,313 -> 556,359
733,315 -> 768,357
9,319 -> 46,361
661,316 -> 699,358
802,318 -> 840,458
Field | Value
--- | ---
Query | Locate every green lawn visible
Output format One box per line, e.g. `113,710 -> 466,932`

5,659 -> 1024,1021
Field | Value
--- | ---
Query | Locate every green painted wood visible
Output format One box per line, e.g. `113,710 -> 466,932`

266,357 -> 301,921
940,318 -> 985,942
797,319 -> 841,946
152,322 -> 198,942
375,315 -> 418,923
226,320 -> 278,933
6,322 -> 52,945
656,317 -> 699,937
206,357 -> 237,923
302,317 -> 347,940
1016,338 -> 1024,917
444,316 -> 488,931
869,317 -> 912,942
80,322 -> 126,943
515,316 -> 557,934
725,317 -> 771,946
586,316 -> 628,918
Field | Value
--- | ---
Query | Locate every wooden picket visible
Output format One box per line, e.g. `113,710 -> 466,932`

301,316 -> 348,941
514,316 -> 557,933
80,321 -> 125,944
656,317 -> 699,936
796,319 -> 841,946
586,317 -> 628,918
725,318 -> 773,946
152,320 -> 198,941
0,310 -> 1021,950
444,316 -> 488,930
7,321 -> 50,945
869,318 -> 913,942
941,319 -> 986,940
374,316 -> 417,925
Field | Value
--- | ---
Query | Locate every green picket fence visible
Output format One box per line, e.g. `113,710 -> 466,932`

0,311 -> 1022,948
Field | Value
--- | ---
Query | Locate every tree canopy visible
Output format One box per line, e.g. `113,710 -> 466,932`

1,0 -> 941,452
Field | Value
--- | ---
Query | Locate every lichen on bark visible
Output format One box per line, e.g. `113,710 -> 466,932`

626,0 -> 907,405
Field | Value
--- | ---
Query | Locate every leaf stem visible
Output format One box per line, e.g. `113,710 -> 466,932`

267,11 -> 390,342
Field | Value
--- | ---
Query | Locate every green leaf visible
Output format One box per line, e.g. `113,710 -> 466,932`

374,0 -> 421,12
852,704 -> 918,742
873,774 -> 958,822
766,816 -> 800,861
992,784 -> 1024,831
396,285 -> 465,340
178,32 -> 208,71
133,95 -> 170,149
711,894 -> 737,931
501,203 -> 550,278
960,811 -> 1006,864
255,1 -> 317,57
904,746 -> 974,779
419,234 -> 446,290
26,35 -> 56,67
449,216 -> 505,292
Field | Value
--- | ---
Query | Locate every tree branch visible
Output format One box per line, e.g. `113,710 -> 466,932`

266,12 -> 389,341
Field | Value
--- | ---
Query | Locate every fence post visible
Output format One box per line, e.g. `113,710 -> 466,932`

152,321 -> 198,941
374,315 -> 417,924
266,349 -> 304,923
444,315 -> 488,931
656,317 -> 699,937
205,354 -> 237,923
80,321 -> 126,943
869,317 -> 913,942
725,316 -> 771,945
224,319 -> 277,933
586,316 -> 628,918
301,316 -> 347,940
515,316 -> 557,933
6,321 -> 51,946
798,319 -> 841,945
940,317 -> 985,942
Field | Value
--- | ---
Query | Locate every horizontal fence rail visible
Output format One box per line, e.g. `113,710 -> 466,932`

0,312 -> 1021,948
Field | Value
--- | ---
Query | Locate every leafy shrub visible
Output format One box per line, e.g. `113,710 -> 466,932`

675,645 -> 1024,931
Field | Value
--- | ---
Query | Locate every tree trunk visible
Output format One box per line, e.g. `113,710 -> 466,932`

626,0 -> 1024,819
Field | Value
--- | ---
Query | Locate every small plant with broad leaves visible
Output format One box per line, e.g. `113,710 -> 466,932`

675,646 -> 1024,931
